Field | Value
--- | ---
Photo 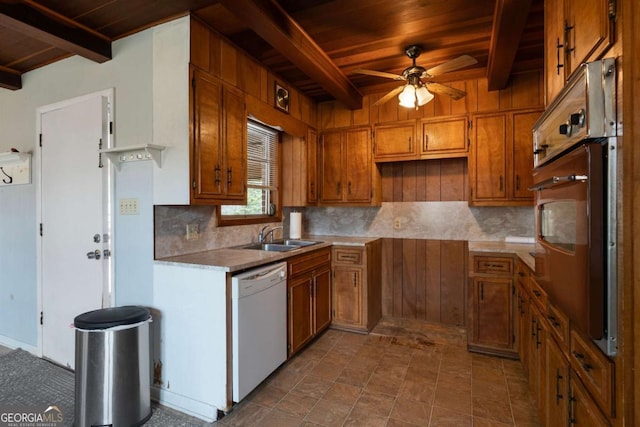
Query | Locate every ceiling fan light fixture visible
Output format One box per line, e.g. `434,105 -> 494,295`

416,86 -> 434,106
398,84 -> 416,108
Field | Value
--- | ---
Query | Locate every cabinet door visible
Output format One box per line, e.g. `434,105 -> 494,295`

471,114 -> 507,201
192,69 -> 222,199
373,122 -> 416,161
529,305 -> 548,414
288,275 -> 314,356
516,283 -> 531,375
546,334 -> 570,427
544,0 -> 566,104
420,116 -> 468,158
314,267 -> 332,334
344,128 -> 372,203
307,128 -> 318,205
222,85 -> 246,201
472,277 -> 513,349
565,0 -> 613,76
320,131 -> 343,202
332,267 -> 363,327
569,374 -> 610,426
512,110 -> 540,200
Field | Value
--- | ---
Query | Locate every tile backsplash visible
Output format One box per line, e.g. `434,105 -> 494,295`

155,202 -> 533,258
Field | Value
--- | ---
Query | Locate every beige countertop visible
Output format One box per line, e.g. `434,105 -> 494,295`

469,240 -> 536,271
155,235 -> 380,273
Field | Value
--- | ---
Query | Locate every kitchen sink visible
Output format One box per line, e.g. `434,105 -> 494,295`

279,239 -> 319,247
242,243 -> 299,252
240,239 -> 321,252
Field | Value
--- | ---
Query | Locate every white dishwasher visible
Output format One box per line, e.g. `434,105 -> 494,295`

232,262 -> 287,402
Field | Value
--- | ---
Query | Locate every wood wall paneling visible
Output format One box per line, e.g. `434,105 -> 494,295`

319,70 -> 544,130
380,158 -> 467,202
381,238 -> 468,325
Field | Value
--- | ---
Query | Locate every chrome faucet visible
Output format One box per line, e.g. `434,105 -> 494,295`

258,225 -> 283,243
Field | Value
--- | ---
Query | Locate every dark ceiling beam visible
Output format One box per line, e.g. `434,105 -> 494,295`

0,66 -> 22,90
486,0 -> 533,90
0,2 -> 112,64
217,0 -> 363,109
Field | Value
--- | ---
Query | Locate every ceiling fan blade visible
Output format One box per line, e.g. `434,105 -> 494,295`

352,69 -> 405,80
425,82 -> 467,100
372,86 -> 406,106
425,55 -> 478,77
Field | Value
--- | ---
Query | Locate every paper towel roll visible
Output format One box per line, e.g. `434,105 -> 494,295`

290,212 -> 302,239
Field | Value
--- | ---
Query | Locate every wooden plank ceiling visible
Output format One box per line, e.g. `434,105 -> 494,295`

0,0 -> 543,108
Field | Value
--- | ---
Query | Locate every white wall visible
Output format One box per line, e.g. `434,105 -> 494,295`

0,17 -> 189,348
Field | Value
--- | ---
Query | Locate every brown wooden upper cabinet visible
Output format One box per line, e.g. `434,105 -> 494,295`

544,0 -> 615,104
319,127 -> 380,206
469,109 -> 542,206
373,116 -> 468,162
282,127 -> 319,207
372,121 -> 417,161
190,67 -> 247,205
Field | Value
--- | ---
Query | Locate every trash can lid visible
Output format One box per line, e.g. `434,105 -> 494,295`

74,306 -> 150,330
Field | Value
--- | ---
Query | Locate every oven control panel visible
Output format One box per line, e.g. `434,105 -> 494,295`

533,58 -> 615,167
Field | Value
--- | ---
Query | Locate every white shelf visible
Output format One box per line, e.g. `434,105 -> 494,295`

99,144 -> 165,169
0,151 -> 31,166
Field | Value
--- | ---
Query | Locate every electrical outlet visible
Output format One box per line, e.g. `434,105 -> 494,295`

394,218 -> 402,229
186,223 -> 199,240
119,198 -> 139,215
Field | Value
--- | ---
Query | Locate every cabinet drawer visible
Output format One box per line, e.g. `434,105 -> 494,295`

473,256 -> 514,275
547,302 -> 570,351
529,277 -> 548,314
332,247 -> 363,265
516,259 -> 530,286
570,329 -> 614,417
288,247 -> 331,278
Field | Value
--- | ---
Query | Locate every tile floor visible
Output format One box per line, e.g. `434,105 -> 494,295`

217,318 -> 541,427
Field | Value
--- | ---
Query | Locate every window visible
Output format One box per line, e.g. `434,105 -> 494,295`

219,120 -> 281,225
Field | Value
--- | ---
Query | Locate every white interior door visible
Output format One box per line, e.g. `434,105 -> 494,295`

40,94 -> 112,368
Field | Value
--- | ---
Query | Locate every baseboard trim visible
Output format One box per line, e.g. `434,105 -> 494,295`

151,385 -> 219,422
0,334 -> 38,355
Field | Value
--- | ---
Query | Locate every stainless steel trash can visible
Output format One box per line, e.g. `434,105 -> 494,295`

74,306 -> 152,427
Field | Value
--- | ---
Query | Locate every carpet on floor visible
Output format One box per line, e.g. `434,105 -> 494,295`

0,348 -> 215,426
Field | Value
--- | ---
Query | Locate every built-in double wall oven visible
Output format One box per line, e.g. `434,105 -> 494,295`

530,58 -> 617,356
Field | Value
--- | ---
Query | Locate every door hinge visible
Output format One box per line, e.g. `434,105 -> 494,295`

191,77 -> 196,89
109,122 -> 113,135
39,223 -> 43,236
39,133 -> 43,147
40,311 -> 43,325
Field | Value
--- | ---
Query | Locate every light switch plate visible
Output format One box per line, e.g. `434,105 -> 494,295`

119,198 -> 139,215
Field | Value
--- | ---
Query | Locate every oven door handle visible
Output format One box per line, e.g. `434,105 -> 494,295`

528,174 -> 588,191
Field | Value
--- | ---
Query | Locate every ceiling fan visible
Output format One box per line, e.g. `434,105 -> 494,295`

353,45 -> 478,109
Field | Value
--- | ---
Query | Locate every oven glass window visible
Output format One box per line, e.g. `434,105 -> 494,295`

540,201 -> 577,252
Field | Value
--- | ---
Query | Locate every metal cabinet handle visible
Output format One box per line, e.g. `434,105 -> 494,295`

424,134 -> 428,151
556,368 -> 564,405
556,37 -> 565,75
479,282 -> 484,301
310,182 -> 315,195
348,181 -> 352,195
408,136 -> 412,151
353,273 -> 357,288
516,175 -> 520,191
214,165 -> 221,185
227,167 -> 232,185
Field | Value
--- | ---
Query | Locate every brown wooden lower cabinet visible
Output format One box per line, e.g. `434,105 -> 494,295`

515,255 -> 614,426
468,252 -> 516,357
331,240 -> 382,333
287,247 -> 331,358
